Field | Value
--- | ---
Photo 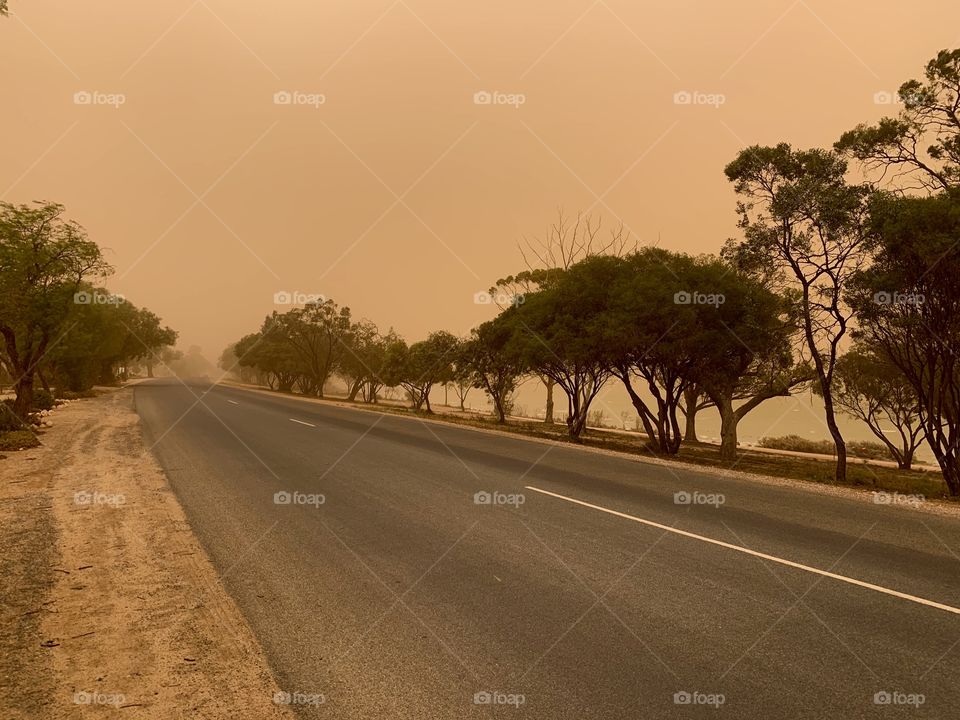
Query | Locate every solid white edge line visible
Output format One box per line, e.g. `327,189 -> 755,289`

525,485 -> 960,617
289,418 -> 316,427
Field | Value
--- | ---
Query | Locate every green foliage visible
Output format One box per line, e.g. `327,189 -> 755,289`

461,320 -> 524,422
388,331 -> 460,411
836,48 -> 960,192
829,345 -> 923,469
0,202 -> 112,414
724,143 -> 871,478
31,389 -> 57,411
0,402 -> 23,432
849,191 -> 960,493
0,430 -> 40,451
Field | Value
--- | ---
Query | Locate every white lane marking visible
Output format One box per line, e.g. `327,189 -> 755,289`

227,400 -> 240,405
525,486 -> 960,617
289,418 -> 316,427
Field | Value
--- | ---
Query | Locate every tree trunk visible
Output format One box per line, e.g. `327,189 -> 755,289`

618,372 -> 659,450
543,377 -> 555,424
822,391 -> 847,482
900,448 -> 913,471
38,370 -> 51,394
13,373 -> 34,417
347,377 -> 363,402
146,360 -> 154,378
683,387 -> 699,443
717,395 -> 738,461
493,394 -> 507,423
942,456 -> 960,497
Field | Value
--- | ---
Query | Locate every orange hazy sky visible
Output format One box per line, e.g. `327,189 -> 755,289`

3,0 -> 959,358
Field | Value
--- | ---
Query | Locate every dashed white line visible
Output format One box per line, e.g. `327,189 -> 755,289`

227,400 -> 240,405
289,418 -> 316,427
525,485 -> 960,617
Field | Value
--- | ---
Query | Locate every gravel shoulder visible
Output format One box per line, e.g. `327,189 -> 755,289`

0,387 -> 294,719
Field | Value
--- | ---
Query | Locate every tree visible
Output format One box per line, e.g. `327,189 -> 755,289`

123,307 -> 178,377
338,319 -> 380,401
829,345 -> 924,470
599,250 -> 697,454
336,320 -> 400,403
508,256 -> 615,440
724,145 -> 871,482
382,331 -> 459,412
849,191 -> 960,495
462,320 -> 524,423
0,202 -> 111,415
490,209 -> 634,425
275,300 -> 352,397
681,260 -> 810,461
836,49 -> 960,193
234,316 -> 304,392
449,339 -> 475,411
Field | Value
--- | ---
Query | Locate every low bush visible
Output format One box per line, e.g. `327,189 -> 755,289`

0,403 -> 22,432
32,389 -> 58,411
0,430 -> 40,451
56,389 -> 98,400
759,435 -> 893,461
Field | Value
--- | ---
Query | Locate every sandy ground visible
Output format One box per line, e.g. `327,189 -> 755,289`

0,388 -> 295,719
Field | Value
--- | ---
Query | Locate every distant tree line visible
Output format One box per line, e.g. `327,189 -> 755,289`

224,48 -> 959,497
0,202 -> 178,417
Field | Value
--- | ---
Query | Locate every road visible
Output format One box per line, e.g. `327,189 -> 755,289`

134,379 -> 960,719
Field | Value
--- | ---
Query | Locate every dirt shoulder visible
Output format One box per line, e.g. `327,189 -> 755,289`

0,387 -> 294,719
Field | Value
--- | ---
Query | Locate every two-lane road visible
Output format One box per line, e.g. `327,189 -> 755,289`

134,379 -> 960,719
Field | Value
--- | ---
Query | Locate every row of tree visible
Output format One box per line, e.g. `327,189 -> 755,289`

225,48 -> 960,496
0,202 -> 178,417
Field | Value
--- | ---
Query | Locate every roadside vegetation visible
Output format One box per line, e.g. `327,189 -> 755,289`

0,202 -> 178,450
225,47 -> 960,499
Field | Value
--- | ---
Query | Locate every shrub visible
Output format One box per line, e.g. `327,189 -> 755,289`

56,389 -> 98,400
0,430 -> 40,451
759,435 -> 894,461
32,389 -> 57,411
0,402 -> 22,432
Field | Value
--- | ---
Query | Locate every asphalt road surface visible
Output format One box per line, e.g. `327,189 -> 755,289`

134,379 -> 960,719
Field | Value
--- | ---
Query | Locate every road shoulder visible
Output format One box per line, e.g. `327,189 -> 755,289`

0,387 -> 294,719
